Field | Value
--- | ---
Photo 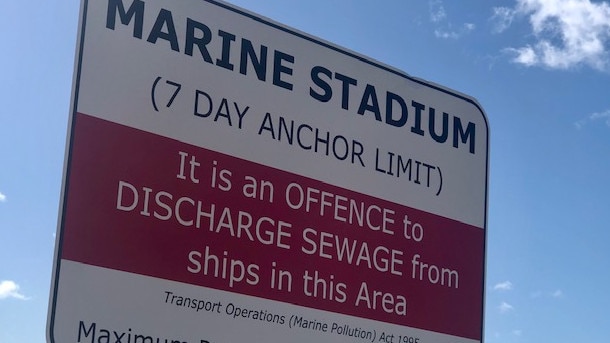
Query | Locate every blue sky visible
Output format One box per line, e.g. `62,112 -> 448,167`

1,0 -> 609,342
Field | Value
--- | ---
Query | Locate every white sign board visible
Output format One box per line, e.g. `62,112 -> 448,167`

48,1 -> 489,343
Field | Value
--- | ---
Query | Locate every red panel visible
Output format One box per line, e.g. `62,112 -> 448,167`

61,113 -> 484,339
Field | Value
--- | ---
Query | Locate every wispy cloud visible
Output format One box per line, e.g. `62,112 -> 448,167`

0,280 -> 29,300
499,301 -> 515,313
494,280 -> 514,291
495,0 -> 610,71
0,191 -> 6,202
434,23 -> 476,39
429,0 -> 447,23
551,289 -> 564,298
513,329 -> 523,336
575,108 -> 610,129
491,6 -> 516,33
531,289 -> 565,299
590,110 -> 610,126
429,0 -> 475,39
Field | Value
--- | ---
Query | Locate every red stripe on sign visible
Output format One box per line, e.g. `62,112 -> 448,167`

61,113 -> 484,340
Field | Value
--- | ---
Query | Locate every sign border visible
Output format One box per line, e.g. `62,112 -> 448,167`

48,1 -> 489,342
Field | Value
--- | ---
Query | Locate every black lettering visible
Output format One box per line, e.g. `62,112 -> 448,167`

334,72 -> 357,110
240,39 -> 268,81
385,92 -> 408,127
147,9 -> 179,51
185,18 -> 213,63
357,84 -> 381,121
134,334 -> 153,343
216,30 -> 236,70
258,112 -> 276,138
194,90 -> 213,117
410,101 -> 425,136
273,51 -> 294,90
113,331 -> 126,343
106,0 -> 145,39
429,109 -> 449,143
453,117 -> 476,154
310,66 -> 333,102
99,330 -> 111,343
78,321 -> 96,343
297,124 -> 313,150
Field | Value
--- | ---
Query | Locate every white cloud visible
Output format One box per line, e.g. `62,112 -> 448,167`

435,23 -> 476,39
500,0 -> 610,71
430,0 -> 447,23
507,45 -> 539,66
513,329 -> 523,336
530,288 -> 566,299
494,280 -> 514,291
575,108 -> 610,128
491,7 -> 517,33
435,29 -> 458,39
429,1 -> 475,39
499,301 -> 515,313
590,109 -> 610,126
0,191 -> 6,202
552,289 -> 564,298
0,280 -> 29,300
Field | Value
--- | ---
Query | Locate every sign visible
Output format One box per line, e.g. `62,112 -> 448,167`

48,1 -> 489,343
